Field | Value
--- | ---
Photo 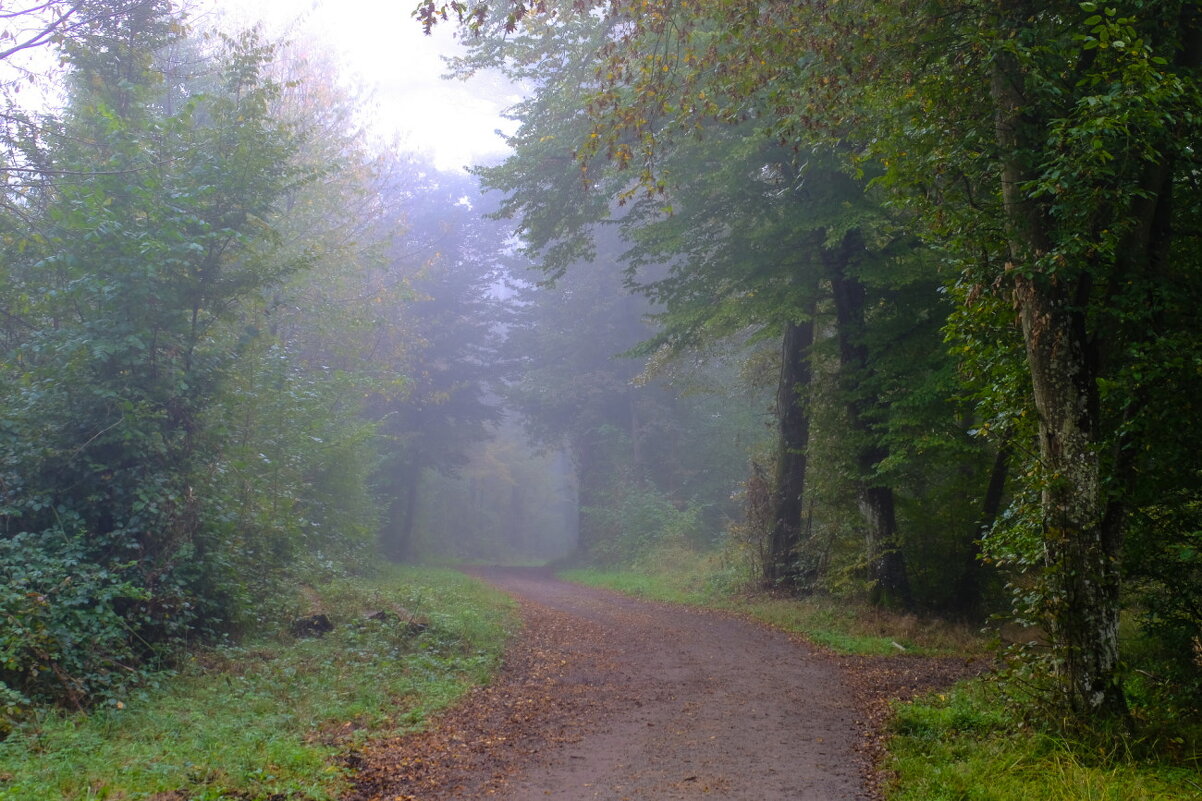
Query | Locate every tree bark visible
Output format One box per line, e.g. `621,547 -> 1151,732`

828,235 -> 913,608
1012,273 -> 1127,719
572,436 -> 604,556
991,29 -> 1128,720
764,315 -> 816,589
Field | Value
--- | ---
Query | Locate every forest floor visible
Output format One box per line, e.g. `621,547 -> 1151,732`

344,566 -> 978,801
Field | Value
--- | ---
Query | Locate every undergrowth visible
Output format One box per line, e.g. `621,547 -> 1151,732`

889,682 -> 1202,801
0,566 -> 515,801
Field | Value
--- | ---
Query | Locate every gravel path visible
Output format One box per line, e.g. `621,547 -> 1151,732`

347,567 -> 896,800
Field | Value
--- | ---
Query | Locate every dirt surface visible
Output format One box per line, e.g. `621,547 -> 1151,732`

345,567 -> 979,801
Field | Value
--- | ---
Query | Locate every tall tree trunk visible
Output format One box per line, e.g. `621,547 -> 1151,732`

992,33 -> 1128,720
861,482 -> 910,608
381,459 -> 421,562
629,394 -> 643,482
1013,273 -> 1126,720
953,443 -> 1009,621
828,236 -> 913,608
508,483 -> 527,557
765,315 -> 816,589
572,436 -> 603,556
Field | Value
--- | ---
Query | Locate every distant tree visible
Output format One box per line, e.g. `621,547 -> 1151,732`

370,161 -> 507,561
500,229 -> 651,555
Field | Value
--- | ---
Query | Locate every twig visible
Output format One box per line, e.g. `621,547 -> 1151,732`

69,416 -> 124,457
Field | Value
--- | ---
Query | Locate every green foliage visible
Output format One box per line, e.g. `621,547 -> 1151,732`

0,13 -> 302,709
196,340 -> 382,629
1125,488 -> 1202,715
0,532 -> 150,718
0,7 -> 393,716
890,682 -> 1202,801
582,482 -> 705,565
0,567 -> 515,801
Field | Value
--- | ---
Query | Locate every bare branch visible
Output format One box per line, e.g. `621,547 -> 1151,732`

0,0 -> 164,63
0,1 -> 80,62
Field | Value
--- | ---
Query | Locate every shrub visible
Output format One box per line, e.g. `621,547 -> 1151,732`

582,482 -> 704,564
0,531 -> 157,721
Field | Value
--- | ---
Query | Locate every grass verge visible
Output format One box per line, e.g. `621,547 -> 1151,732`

0,565 -> 515,801
561,549 -> 979,656
888,683 -> 1202,800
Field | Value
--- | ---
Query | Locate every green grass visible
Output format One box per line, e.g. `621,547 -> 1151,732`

559,567 -> 712,604
889,683 -> 1202,801
561,548 -> 981,657
0,566 -> 515,801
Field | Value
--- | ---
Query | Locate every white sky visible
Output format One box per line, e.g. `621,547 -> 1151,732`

200,0 -> 521,172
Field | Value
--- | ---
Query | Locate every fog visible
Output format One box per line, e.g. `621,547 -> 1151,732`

160,1 -> 769,567
202,0 -> 520,171
5,0 -> 1197,744
361,153 -> 765,566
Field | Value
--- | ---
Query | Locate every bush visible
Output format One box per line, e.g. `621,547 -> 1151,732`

582,483 -> 704,564
0,531 -> 157,721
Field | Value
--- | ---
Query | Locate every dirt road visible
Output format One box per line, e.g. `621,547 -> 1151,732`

347,567 -> 890,800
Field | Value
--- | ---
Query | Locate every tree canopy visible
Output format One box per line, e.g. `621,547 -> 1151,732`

424,0 -> 1202,726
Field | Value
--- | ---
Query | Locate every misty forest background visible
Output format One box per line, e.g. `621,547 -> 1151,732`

1,0 -> 1201,749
